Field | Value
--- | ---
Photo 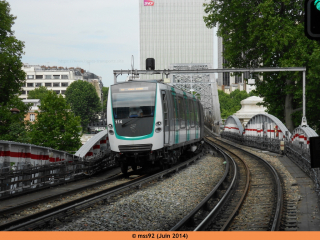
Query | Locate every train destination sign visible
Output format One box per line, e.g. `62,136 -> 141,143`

120,87 -> 149,92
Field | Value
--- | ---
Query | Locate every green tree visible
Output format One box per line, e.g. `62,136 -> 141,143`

27,86 -> 51,101
204,0 -> 320,133
0,95 -> 31,143
218,89 -> 254,119
29,91 -> 82,151
102,87 -> 109,113
0,1 -> 26,105
65,80 -> 102,131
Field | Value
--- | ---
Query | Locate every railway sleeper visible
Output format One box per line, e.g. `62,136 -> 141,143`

186,216 -> 196,227
201,202 -> 211,212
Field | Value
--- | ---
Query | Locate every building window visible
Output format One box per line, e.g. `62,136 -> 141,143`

61,75 -> 68,79
36,75 -> 43,79
235,74 -> 242,84
27,75 -> 34,79
27,83 -> 34,87
243,72 -> 250,80
21,90 -> 26,95
223,57 -> 230,86
55,90 -> 60,94
53,82 -> 60,87
45,83 -> 52,87
61,82 -> 68,87
61,90 -> 66,94
223,73 -> 230,86
35,83 -> 42,87
45,75 -> 52,79
30,114 -> 35,122
53,75 -> 60,79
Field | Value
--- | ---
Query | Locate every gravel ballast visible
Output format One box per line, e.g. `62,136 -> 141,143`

41,154 -> 225,231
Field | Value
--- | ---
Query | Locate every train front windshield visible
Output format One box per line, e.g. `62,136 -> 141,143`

112,83 -> 156,119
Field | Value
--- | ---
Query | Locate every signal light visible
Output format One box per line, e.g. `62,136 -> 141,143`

305,0 -> 320,40
146,58 -> 155,70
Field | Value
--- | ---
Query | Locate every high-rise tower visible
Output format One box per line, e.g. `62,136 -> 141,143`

139,0 -> 221,125
139,0 -> 213,73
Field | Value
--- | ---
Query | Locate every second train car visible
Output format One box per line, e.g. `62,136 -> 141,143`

107,80 -> 204,174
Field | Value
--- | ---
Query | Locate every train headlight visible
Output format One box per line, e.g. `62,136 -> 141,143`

156,121 -> 162,126
108,124 -> 113,129
109,130 -> 114,135
155,127 -> 162,133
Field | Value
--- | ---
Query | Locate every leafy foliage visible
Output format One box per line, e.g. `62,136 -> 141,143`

27,86 -> 51,101
0,1 -> 26,105
204,0 -> 320,133
65,80 -> 102,130
0,96 -> 31,142
218,89 -> 255,119
29,91 -> 82,151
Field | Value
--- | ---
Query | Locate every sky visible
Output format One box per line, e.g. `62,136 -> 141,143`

9,0 -> 217,87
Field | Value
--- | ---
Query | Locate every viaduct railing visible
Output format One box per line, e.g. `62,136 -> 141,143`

0,130 -> 112,199
219,114 -> 320,196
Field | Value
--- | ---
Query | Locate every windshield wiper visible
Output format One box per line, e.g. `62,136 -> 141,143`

121,115 -> 153,127
138,115 -> 153,118
121,118 -> 136,127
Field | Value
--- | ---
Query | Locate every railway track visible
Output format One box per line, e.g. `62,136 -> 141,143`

0,135 -> 284,231
171,130 -> 284,231
0,151 -> 204,231
0,170 -> 127,216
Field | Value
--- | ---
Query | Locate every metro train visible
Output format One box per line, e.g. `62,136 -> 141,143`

107,80 -> 205,174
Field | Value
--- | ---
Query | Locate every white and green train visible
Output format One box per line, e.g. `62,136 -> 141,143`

107,80 -> 204,174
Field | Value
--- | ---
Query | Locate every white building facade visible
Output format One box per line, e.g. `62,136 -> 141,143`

20,65 -> 103,100
139,0 -> 214,74
139,0 -> 221,123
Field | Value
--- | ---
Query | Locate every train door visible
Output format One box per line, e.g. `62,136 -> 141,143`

178,95 -> 186,143
199,103 -> 204,138
188,98 -> 195,140
184,95 -> 190,142
161,90 -> 170,145
194,99 -> 200,139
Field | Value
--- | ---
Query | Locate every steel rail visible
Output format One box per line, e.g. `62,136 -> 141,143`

170,140 -> 240,231
206,128 -> 283,231
193,141 -> 239,231
169,141 -> 232,231
0,171 -> 123,216
0,152 -> 203,231
210,137 -> 251,231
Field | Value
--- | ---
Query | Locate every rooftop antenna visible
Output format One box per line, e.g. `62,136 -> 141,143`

131,55 -> 134,80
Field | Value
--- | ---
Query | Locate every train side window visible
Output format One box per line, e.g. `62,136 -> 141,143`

161,91 -> 168,127
184,97 -> 190,128
194,100 -> 199,127
178,96 -> 185,128
171,92 -> 179,130
189,99 -> 195,127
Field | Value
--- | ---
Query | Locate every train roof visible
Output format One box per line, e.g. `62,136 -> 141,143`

111,80 -> 198,100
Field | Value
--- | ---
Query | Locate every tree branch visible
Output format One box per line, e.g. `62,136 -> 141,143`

292,107 -> 302,113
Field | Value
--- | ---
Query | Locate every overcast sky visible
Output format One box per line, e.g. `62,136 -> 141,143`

9,0 -> 217,87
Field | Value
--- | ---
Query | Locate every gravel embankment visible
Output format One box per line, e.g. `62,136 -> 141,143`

0,178 -> 130,225
41,154 -> 225,231
241,146 -> 301,203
